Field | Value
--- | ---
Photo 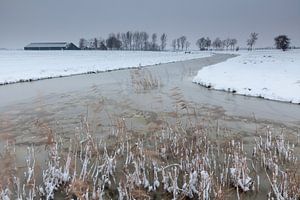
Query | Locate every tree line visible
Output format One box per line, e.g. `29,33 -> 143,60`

245,32 -> 291,51
195,37 -> 238,51
171,36 -> 190,51
78,31 -> 292,51
79,31 -> 167,51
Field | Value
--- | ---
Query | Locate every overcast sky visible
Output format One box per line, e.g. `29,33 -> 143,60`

1,0 -> 299,49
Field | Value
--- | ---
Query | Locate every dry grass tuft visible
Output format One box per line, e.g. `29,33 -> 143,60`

130,68 -> 162,92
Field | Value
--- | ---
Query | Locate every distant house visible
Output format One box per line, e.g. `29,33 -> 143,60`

24,42 -> 79,50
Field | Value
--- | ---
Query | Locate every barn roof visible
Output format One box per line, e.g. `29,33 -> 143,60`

25,42 -> 68,48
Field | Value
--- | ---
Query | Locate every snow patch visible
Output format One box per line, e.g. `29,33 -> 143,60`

0,50 -> 212,85
193,50 -> 300,104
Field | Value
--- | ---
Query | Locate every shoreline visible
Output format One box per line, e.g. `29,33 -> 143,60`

0,57 -> 208,87
193,50 -> 300,105
193,82 -> 300,105
0,50 -> 213,86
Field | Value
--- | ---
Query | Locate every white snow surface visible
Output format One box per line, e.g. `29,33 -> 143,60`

193,50 -> 300,103
0,50 -> 212,84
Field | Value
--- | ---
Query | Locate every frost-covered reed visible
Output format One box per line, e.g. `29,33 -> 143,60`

0,119 -> 299,199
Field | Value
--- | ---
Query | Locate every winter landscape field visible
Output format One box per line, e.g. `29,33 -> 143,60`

0,50 -> 212,85
1,0 -> 300,199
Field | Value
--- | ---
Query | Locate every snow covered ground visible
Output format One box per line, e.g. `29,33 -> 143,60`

193,50 -> 300,104
0,50 -> 212,85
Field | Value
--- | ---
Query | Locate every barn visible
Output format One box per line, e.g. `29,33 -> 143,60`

24,42 -> 79,50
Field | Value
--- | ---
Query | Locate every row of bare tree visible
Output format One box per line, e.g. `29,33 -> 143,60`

79,32 -> 290,51
171,36 -> 190,51
79,31 -> 167,51
194,37 -> 238,51
195,33 -> 258,51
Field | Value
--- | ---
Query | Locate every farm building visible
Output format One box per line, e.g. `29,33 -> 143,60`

24,42 -> 79,50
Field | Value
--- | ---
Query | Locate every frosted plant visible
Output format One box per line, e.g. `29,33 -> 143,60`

125,142 -> 133,166
152,162 -> 160,191
168,167 -> 179,200
25,147 -> 35,185
229,155 -> 253,192
13,176 -> 22,200
131,160 -> 142,186
100,145 -> 117,186
181,173 -> 188,194
160,146 -> 167,159
117,182 -> 128,200
200,170 -> 211,200
227,140 -> 253,192
62,145 -> 72,183
142,169 -> 150,190
96,185 -> 105,200
161,168 -> 169,191
0,188 -> 11,200
188,170 -> 199,198
79,149 -> 90,181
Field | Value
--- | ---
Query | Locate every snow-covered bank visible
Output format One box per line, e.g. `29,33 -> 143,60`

193,50 -> 300,104
0,50 -> 212,85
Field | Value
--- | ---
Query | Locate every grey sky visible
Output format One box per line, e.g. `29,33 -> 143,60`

1,0 -> 299,49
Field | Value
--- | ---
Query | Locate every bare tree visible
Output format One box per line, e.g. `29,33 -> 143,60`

88,39 -> 95,49
151,33 -> 158,51
141,32 -> 149,50
176,38 -> 181,50
121,33 -> 128,50
223,38 -> 231,50
179,36 -> 187,50
133,31 -> 141,50
126,31 -> 133,50
206,37 -> 211,50
116,33 -> 121,41
106,33 -> 122,50
247,32 -> 258,50
152,33 -> 157,45
274,35 -> 290,51
92,38 -> 98,49
196,37 -> 207,50
212,38 -> 222,50
229,38 -> 237,50
171,39 -> 177,51
160,33 -> 167,51
79,38 -> 87,50
97,37 -> 104,49
185,41 -> 190,51
99,40 -> 107,50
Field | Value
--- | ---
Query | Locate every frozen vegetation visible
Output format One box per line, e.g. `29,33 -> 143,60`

0,114 -> 299,199
0,50 -> 212,85
193,50 -> 300,104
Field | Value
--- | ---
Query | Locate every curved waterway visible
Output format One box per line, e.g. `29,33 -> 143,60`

0,53 -> 299,140
0,53 -> 299,200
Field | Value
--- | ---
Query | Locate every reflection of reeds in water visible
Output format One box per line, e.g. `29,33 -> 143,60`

170,87 -> 188,111
130,68 -> 162,92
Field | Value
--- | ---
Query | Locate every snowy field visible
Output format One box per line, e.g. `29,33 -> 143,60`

0,50 -> 212,85
193,50 -> 300,104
